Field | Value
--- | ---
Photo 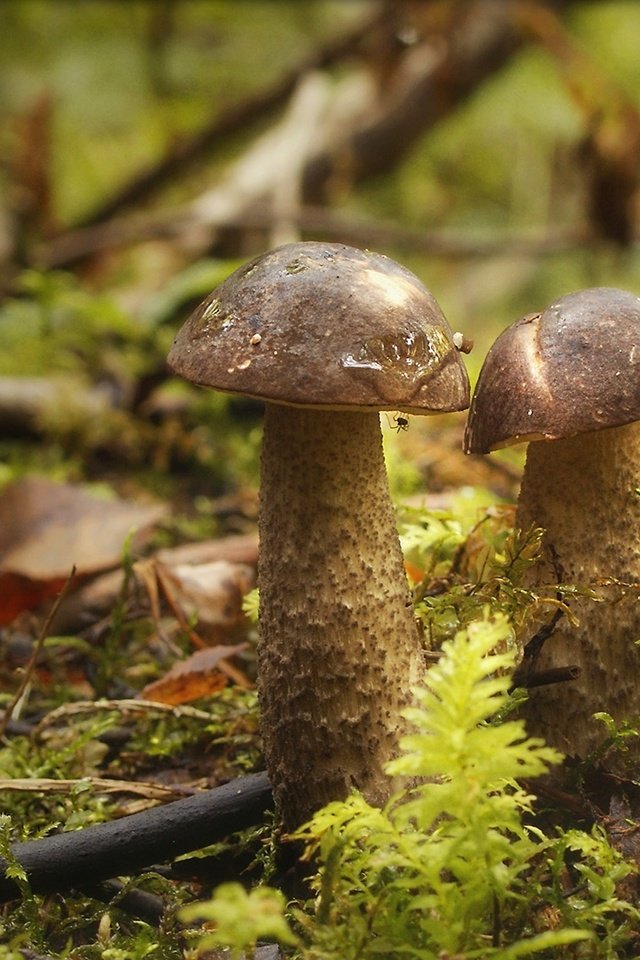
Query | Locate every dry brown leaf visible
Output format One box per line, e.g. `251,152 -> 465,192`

0,476 -> 166,579
155,533 -> 258,567
48,538 -> 258,635
140,644 -> 248,706
156,559 -> 255,630
0,476 -> 166,624
0,571 -> 69,626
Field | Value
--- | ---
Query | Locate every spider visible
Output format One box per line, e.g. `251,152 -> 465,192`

386,413 -> 409,433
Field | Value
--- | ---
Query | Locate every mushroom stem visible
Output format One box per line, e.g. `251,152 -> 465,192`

517,422 -> 640,767
258,404 -> 424,829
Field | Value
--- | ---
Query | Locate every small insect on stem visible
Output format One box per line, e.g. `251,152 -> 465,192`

386,412 -> 409,432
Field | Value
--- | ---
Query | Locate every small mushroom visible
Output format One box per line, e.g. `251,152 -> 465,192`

464,287 -> 640,770
169,241 -> 470,828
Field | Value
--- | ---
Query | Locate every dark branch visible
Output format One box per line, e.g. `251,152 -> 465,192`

38,202 -> 591,271
517,664 -> 580,689
0,771 -> 272,902
518,606 -> 565,669
302,1 -> 525,201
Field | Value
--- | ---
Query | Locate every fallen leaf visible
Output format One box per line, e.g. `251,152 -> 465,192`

45,537 -> 259,636
155,533 -> 258,567
140,644 -> 248,706
0,571 -> 68,626
0,475 -> 166,625
156,559 -> 255,630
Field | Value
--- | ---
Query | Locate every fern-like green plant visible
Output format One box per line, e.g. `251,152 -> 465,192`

185,614 -> 638,958
181,883 -> 299,958
292,613 -> 586,959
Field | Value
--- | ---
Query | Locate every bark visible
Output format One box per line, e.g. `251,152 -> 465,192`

517,424 -> 640,772
0,771 -> 272,901
258,405 -> 424,830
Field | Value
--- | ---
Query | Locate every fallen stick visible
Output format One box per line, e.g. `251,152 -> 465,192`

0,771 -> 272,901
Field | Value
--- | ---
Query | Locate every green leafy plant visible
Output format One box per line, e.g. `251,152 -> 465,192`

181,883 -> 299,958
400,502 -> 571,652
186,613 -> 639,958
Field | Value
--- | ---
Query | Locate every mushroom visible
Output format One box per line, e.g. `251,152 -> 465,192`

464,286 -> 640,771
168,241 -> 470,829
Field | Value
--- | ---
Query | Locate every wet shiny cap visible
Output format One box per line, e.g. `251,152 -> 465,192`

168,242 -> 470,413
464,287 -> 640,453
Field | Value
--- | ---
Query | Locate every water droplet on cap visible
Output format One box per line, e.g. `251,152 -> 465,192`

341,329 -> 452,403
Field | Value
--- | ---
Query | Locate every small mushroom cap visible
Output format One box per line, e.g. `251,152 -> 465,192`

464,287 -> 640,453
168,242 -> 469,414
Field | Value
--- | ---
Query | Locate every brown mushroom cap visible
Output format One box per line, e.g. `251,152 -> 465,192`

464,287 -> 640,454
168,241 -> 469,414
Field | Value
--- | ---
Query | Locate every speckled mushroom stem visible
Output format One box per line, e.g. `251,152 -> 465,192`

258,403 -> 424,830
517,422 -> 640,771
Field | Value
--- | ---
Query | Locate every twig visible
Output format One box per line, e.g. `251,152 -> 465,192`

301,0 -> 524,202
38,202 -> 592,270
38,2 -> 531,271
518,606 -> 565,669
81,879 -> 165,926
0,566 -> 76,738
35,697 -> 214,732
0,377 -> 110,434
517,664 -> 580,689
0,777 -> 193,801
522,776 -> 591,819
